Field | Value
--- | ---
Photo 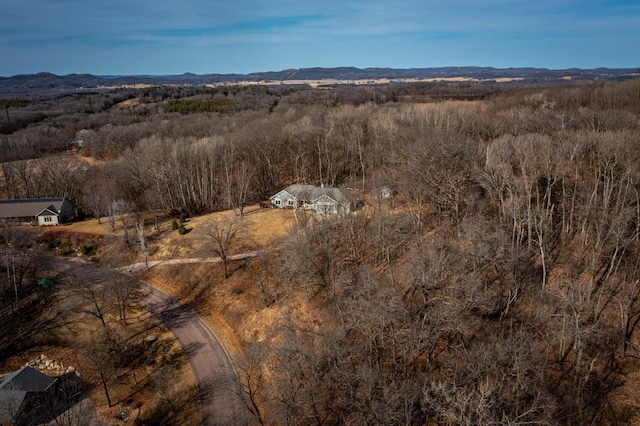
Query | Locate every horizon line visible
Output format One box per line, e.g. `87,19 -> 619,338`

3,65 -> 640,79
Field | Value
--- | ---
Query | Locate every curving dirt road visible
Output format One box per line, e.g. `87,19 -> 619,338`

50,257 -> 248,426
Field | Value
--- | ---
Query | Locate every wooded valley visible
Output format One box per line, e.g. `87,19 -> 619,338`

2,78 -> 640,424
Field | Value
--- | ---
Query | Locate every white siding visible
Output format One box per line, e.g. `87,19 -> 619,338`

38,215 -> 59,226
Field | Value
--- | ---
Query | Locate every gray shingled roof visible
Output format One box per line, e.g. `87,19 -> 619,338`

282,185 -> 354,205
0,367 -> 57,422
0,198 -> 65,219
0,389 -> 27,422
0,366 -> 57,392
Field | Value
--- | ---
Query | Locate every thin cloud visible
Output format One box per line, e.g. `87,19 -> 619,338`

1,0 -> 638,75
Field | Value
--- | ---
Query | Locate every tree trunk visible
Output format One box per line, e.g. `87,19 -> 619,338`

100,371 -> 112,407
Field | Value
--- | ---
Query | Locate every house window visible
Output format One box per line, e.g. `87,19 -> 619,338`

275,200 -> 281,206
288,200 -> 294,206
44,217 -> 52,222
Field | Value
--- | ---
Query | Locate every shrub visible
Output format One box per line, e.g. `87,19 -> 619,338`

48,237 -> 61,249
178,222 -> 187,235
80,243 -> 98,256
57,240 -> 73,255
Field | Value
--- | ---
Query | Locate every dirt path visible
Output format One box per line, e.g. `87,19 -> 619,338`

120,251 -> 260,273
49,257 -> 248,426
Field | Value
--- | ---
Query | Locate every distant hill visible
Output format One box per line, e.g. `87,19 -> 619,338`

1,66 -> 639,96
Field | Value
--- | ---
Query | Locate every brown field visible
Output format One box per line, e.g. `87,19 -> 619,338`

204,76 -> 525,88
56,204 -> 299,353
113,98 -> 142,109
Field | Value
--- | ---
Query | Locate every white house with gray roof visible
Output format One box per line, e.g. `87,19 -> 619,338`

0,197 -> 75,226
270,184 -> 356,214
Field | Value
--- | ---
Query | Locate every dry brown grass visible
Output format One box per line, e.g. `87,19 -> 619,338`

113,98 -> 142,109
46,204 -> 299,361
90,327 -> 201,426
55,218 -> 115,235
139,261 -> 261,362
169,204 -> 296,253
60,204 -> 297,261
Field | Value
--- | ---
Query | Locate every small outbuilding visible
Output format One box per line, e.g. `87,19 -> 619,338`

67,140 -> 84,151
381,185 -> 394,199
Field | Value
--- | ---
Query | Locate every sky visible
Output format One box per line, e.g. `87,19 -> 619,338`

1,0 -> 639,76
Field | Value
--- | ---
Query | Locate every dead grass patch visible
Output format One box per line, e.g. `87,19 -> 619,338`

113,98 -> 142,109
60,205 -> 296,262
169,205 -> 296,255
30,205 -> 306,423
54,218 -> 115,235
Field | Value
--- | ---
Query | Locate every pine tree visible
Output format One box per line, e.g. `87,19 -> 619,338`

178,221 -> 186,235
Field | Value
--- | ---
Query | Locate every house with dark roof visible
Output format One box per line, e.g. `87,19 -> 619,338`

0,366 -> 85,425
270,184 -> 356,214
0,366 -> 58,425
0,198 -> 75,226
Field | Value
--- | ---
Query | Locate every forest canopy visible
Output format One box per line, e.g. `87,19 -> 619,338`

2,78 -> 640,424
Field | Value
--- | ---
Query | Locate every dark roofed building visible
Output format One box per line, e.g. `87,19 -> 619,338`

0,367 -> 57,393
0,198 -> 75,226
0,366 -> 57,425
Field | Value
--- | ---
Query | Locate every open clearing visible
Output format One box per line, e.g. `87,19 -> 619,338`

59,204 -> 296,258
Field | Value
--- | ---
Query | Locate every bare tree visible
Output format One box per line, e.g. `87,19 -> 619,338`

111,272 -> 142,326
49,398 -> 96,426
226,159 -> 256,217
79,330 -> 114,407
68,276 -> 112,327
152,366 -> 181,416
205,216 -> 247,279
136,217 -> 149,270
236,345 -> 267,426
35,156 -> 86,200
397,129 -> 481,233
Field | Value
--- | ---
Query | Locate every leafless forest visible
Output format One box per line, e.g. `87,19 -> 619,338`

3,79 -> 640,424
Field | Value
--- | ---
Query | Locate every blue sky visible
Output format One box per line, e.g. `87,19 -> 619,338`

1,0 -> 638,76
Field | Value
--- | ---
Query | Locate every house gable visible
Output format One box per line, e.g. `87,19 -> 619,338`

312,194 -> 340,213
36,207 -> 61,226
35,206 -> 59,218
270,189 -> 298,208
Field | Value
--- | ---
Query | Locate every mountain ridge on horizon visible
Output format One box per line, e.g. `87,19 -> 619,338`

1,66 -> 639,96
